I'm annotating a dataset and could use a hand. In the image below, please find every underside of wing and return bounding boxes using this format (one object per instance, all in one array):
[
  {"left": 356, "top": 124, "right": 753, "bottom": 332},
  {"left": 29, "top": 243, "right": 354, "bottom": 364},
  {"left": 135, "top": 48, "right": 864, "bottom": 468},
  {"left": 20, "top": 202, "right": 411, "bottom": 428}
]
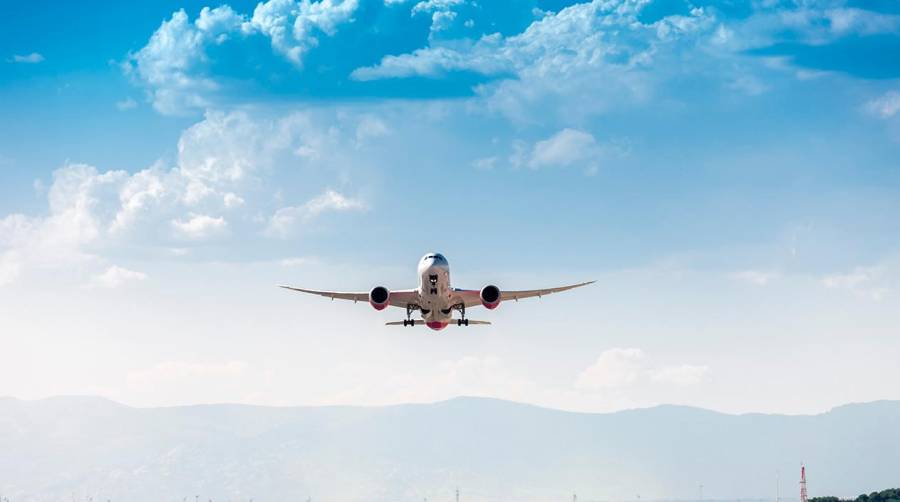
[
  {"left": 279, "top": 285, "right": 418, "bottom": 308},
  {"left": 455, "top": 280, "right": 595, "bottom": 308},
  {"left": 500, "top": 280, "right": 595, "bottom": 302}
]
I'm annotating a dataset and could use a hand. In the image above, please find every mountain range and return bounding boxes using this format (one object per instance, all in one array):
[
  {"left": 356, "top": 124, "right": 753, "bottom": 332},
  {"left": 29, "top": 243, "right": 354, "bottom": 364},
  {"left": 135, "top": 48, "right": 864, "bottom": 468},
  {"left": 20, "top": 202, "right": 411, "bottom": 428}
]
[{"left": 1, "top": 396, "right": 899, "bottom": 502}]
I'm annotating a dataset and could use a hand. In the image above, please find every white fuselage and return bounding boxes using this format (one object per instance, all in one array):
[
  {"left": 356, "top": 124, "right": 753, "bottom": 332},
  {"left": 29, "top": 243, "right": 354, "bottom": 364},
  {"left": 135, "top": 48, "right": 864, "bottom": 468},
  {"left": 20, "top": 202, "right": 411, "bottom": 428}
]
[{"left": 416, "top": 253, "right": 454, "bottom": 329}]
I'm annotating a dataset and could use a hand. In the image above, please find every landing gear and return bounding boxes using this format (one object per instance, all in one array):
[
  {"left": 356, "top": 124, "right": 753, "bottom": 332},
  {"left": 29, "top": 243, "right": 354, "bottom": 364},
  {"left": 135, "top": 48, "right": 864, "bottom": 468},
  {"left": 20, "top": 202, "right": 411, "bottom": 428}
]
[
  {"left": 453, "top": 303, "right": 468, "bottom": 326},
  {"left": 404, "top": 304, "right": 419, "bottom": 327}
]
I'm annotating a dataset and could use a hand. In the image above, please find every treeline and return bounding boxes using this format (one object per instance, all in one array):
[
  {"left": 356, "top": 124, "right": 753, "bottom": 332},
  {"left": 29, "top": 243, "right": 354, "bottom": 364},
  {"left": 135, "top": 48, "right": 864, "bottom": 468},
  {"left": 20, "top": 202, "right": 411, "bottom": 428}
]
[{"left": 811, "top": 489, "right": 900, "bottom": 502}]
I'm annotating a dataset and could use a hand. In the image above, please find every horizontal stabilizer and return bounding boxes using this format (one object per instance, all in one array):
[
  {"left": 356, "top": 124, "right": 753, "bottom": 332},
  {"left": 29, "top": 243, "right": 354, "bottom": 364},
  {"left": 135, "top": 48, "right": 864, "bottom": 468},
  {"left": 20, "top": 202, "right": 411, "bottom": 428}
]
[
  {"left": 386, "top": 320, "right": 424, "bottom": 326},
  {"left": 385, "top": 320, "right": 492, "bottom": 326}
]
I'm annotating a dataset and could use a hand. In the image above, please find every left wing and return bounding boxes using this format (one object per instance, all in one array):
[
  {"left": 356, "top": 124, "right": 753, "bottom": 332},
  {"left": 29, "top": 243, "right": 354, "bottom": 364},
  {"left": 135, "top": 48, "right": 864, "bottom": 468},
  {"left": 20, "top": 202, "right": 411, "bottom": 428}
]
[
  {"left": 454, "top": 280, "right": 595, "bottom": 308},
  {"left": 278, "top": 286, "right": 419, "bottom": 308}
]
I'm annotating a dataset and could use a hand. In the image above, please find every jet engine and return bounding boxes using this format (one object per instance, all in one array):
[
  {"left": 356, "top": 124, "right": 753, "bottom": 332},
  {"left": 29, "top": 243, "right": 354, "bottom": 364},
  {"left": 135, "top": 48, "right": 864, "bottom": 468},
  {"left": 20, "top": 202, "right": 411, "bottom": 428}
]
[
  {"left": 480, "top": 284, "right": 501, "bottom": 309},
  {"left": 369, "top": 286, "right": 390, "bottom": 310}
]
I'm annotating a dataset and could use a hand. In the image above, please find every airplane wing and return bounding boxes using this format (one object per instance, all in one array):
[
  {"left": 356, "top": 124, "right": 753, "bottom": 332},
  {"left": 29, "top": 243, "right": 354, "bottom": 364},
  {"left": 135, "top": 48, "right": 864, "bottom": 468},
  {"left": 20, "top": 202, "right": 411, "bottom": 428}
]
[
  {"left": 454, "top": 280, "right": 595, "bottom": 308},
  {"left": 278, "top": 286, "right": 419, "bottom": 308}
]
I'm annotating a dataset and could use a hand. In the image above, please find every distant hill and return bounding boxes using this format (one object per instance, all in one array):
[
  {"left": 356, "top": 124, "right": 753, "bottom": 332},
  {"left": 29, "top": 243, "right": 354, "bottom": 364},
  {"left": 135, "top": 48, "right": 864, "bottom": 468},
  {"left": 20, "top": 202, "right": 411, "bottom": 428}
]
[
  {"left": 1, "top": 396, "right": 899, "bottom": 502},
  {"left": 812, "top": 489, "right": 900, "bottom": 502}
]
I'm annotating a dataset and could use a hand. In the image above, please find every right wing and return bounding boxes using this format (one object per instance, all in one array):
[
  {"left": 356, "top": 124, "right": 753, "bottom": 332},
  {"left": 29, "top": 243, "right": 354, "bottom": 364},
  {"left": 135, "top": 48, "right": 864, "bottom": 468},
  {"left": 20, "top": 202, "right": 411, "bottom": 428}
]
[
  {"left": 499, "top": 281, "right": 595, "bottom": 301},
  {"left": 454, "top": 280, "right": 595, "bottom": 308},
  {"left": 278, "top": 286, "right": 419, "bottom": 308}
]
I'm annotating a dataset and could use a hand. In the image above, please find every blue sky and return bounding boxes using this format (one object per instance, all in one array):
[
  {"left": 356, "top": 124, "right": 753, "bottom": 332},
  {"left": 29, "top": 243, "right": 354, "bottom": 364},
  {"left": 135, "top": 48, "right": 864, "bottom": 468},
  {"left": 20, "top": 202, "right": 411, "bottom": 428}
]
[{"left": 1, "top": 0, "right": 899, "bottom": 413}]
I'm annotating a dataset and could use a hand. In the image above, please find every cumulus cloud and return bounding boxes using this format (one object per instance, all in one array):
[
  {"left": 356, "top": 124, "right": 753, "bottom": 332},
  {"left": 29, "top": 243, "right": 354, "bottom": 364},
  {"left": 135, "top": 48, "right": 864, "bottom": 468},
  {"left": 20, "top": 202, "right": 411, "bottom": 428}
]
[
  {"left": 507, "top": 128, "right": 618, "bottom": 174},
  {"left": 122, "top": 0, "right": 900, "bottom": 120},
  {"left": 9, "top": 52, "right": 44, "bottom": 63},
  {"left": 267, "top": 189, "right": 365, "bottom": 238},
  {"left": 171, "top": 213, "right": 229, "bottom": 239},
  {"left": 527, "top": 128, "right": 597, "bottom": 169},
  {"left": 127, "top": 1, "right": 359, "bottom": 114},
  {"left": 576, "top": 348, "right": 709, "bottom": 391},
  {"left": 576, "top": 348, "right": 645, "bottom": 391},
  {"left": 252, "top": 0, "right": 359, "bottom": 65},
  {"left": 90, "top": 265, "right": 148, "bottom": 288},
  {"left": 0, "top": 109, "right": 370, "bottom": 286},
  {"left": 352, "top": 1, "right": 716, "bottom": 120},
  {"left": 125, "top": 7, "right": 242, "bottom": 114},
  {"left": 866, "top": 91, "right": 900, "bottom": 119}
]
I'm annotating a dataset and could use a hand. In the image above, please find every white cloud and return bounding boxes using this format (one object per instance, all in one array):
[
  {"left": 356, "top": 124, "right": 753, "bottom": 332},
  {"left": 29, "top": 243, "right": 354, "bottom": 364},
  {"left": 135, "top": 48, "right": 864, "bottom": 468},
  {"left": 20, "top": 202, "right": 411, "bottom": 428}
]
[
  {"left": 115, "top": 97, "right": 138, "bottom": 111},
  {"left": 822, "top": 266, "right": 890, "bottom": 302},
  {"left": 471, "top": 156, "right": 498, "bottom": 170},
  {"left": 528, "top": 128, "right": 597, "bottom": 169},
  {"left": 351, "top": 1, "right": 716, "bottom": 121},
  {"left": 125, "top": 8, "right": 232, "bottom": 114},
  {"left": 128, "top": 1, "right": 359, "bottom": 114},
  {"left": 90, "top": 265, "right": 148, "bottom": 288},
  {"left": 575, "top": 348, "right": 645, "bottom": 390},
  {"left": 251, "top": 0, "right": 359, "bottom": 66},
  {"left": 223, "top": 192, "right": 245, "bottom": 208},
  {"left": 824, "top": 8, "right": 900, "bottom": 37},
  {"left": 411, "top": 0, "right": 463, "bottom": 16},
  {"left": 304, "top": 189, "right": 366, "bottom": 216},
  {"left": 171, "top": 213, "right": 228, "bottom": 239},
  {"left": 576, "top": 348, "right": 709, "bottom": 391},
  {"left": 355, "top": 115, "right": 391, "bottom": 143},
  {"left": 0, "top": 110, "right": 369, "bottom": 286},
  {"left": 865, "top": 91, "right": 900, "bottom": 119},
  {"left": 9, "top": 52, "right": 44, "bottom": 64},
  {"left": 352, "top": 43, "right": 509, "bottom": 81},
  {"left": 267, "top": 189, "right": 365, "bottom": 238}
]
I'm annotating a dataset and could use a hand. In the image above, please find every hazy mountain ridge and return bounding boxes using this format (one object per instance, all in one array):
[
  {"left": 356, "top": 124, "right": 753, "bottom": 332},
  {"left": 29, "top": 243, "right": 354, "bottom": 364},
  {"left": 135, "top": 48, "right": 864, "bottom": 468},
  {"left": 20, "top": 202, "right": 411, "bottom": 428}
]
[{"left": 1, "top": 397, "right": 898, "bottom": 502}]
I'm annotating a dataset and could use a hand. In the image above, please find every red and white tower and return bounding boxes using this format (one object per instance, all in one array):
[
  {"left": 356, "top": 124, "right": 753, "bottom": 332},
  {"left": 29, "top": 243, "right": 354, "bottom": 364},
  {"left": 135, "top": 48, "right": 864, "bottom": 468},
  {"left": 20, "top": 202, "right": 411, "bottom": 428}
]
[{"left": 800, "top": 464, "right": 808, "bottom": 502}]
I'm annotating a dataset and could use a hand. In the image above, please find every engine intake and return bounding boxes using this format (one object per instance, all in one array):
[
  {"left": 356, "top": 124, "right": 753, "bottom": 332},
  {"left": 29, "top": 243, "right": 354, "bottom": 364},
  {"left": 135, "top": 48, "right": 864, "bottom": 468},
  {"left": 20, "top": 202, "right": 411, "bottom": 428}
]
[
  {"left": 369, "top": 286, "right": 390, "bottom": 310},
  {"left": 480, "top": 284, "right": 501, "bottom": 310}
]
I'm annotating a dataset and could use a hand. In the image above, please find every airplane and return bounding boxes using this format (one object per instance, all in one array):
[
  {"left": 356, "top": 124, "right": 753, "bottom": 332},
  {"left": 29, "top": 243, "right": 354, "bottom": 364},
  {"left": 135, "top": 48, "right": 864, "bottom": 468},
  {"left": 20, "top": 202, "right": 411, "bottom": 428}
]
[{"left": 279, "top": 252, "right": 594, "bottom": 331}]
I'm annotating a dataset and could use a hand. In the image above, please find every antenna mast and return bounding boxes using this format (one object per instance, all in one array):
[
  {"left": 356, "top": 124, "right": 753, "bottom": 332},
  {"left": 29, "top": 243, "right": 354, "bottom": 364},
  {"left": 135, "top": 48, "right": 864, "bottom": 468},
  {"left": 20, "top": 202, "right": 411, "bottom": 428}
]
[{"left": 800, "top": 464, "right": 808, "bottom": 502}]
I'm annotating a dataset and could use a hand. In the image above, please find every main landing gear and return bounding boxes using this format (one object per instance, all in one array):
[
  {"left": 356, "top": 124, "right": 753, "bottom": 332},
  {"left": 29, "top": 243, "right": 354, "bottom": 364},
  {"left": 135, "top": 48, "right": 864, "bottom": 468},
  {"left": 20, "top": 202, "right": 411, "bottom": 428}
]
[
  {"left": 453, "top": 303, "right": 469, "bottom": 326},
  {"left": 403, "top": 304, "right": 420, "bottom": 327}
]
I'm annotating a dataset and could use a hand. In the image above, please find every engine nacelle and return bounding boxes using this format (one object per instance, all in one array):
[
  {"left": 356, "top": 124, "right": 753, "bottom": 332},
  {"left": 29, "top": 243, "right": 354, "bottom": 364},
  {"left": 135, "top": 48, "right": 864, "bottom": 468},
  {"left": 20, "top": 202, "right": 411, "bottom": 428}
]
[
  {"left": 369, "top": 286, "right": 390, "bottom": 311},
  {"left": 480, "top": 284, "right": 501, "bottom": 310}
]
